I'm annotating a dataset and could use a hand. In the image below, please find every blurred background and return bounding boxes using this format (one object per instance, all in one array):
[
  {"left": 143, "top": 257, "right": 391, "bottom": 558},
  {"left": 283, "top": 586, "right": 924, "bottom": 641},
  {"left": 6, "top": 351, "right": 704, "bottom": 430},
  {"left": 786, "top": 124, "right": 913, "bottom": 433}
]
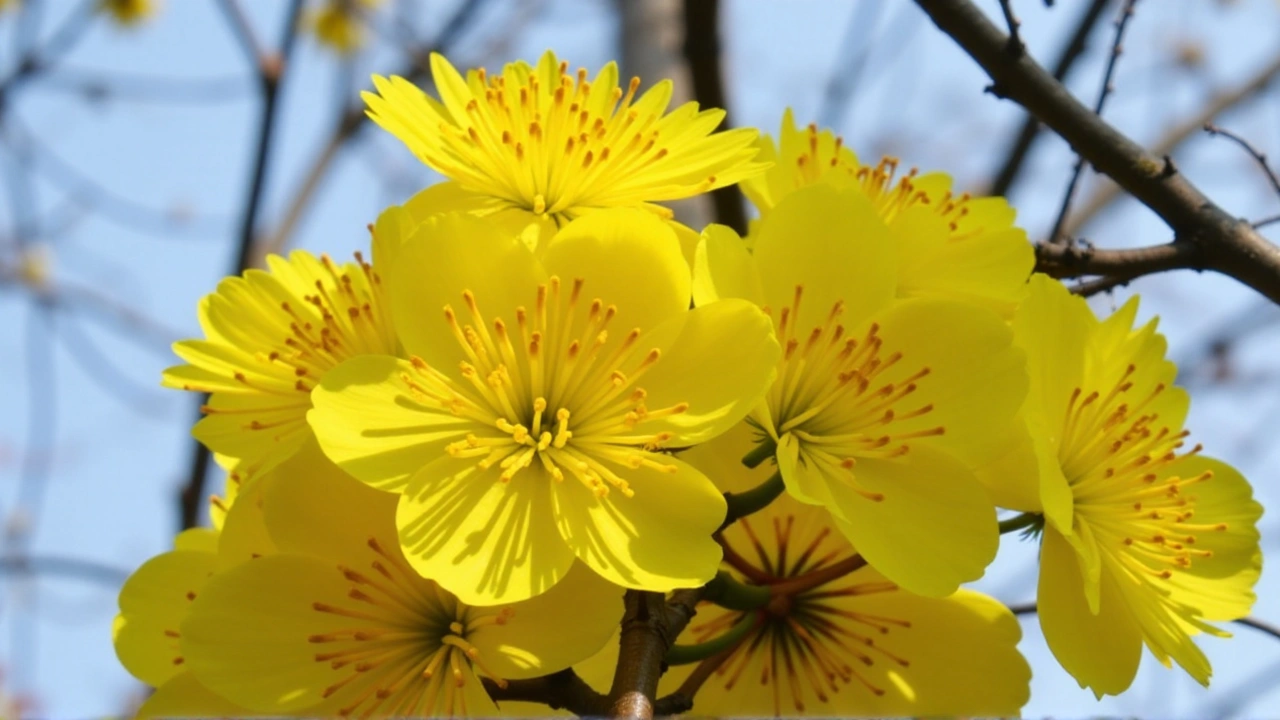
[{"left": 0, "top": 0, "right": 1278, "bottom": 716}]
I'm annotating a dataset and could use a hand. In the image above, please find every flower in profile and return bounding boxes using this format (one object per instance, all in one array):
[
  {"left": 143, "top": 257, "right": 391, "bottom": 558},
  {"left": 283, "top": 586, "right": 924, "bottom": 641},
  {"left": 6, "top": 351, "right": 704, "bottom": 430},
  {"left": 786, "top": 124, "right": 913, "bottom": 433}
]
[
  {"left": 98, "top": 0, "right": 158, "bottom": 25},
  {"left": 308, "top": 208, "right": 779, "bottom": 603},
  {"left": 180, "top": 450, "right": 623, "bottom": 717},
  {"left": 163, "top": 224, "right": 399, "bottom": 484},
  {"left": 363, "top": 50, "right": 765, "bottom": 244},
  {"left": 738, "top": 109, "right": 1032, "bottom": 317},
  {"left": 1004, "top": 274, "right": 1262, "bottom": 696},
  {"left": 694, "top": 183, "right": 1030, "bottom": 597},
  {"left": 308, "top": 0, "right": 382, "bottom": 54}
]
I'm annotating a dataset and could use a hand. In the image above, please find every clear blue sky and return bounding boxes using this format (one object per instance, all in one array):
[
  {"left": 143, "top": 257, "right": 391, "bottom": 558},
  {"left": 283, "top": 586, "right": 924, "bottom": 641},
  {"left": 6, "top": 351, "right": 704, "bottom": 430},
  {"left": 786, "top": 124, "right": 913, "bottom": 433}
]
[{"left": 0, "top": 0, "right": 1278, "bottom": 716}]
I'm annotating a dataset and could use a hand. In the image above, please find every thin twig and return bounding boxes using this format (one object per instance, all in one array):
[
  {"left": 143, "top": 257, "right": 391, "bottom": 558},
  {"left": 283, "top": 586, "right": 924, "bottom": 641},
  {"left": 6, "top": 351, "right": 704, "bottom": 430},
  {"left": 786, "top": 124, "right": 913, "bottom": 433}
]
[
  {"left": 1010, "top": 603, "right": 1280, "bottom": 645},
  {"left": 178, "top": 0, "right": 307, "bottom": 532},
  {"left": 998, "top": 0, "right": 1024, "bottom": 56},
  {"left": 915, "top": 0, "right": 1280, "bottom": 303},
  {"left": 0, "top": 554, "right": 131, "bottom": 587},
  {"left": 215, "top": 0, "right": 268, "bottom": 67},
  {"left": 1204, "top": 123, "right": 1280, "bottom": 199},
  {"left": 1063, "top": 49, "right": 1280, "bottom": 240},
  {"left": 988, "top": 0, "right": 1112, "bottom": 196},
  {"left": 1047, "top": 0, "right": 1139, "bottom": 245}
]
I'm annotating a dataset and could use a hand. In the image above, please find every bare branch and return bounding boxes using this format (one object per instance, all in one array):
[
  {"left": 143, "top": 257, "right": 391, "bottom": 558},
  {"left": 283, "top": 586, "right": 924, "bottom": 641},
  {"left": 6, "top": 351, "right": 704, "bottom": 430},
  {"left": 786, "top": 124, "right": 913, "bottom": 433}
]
[
  {"left": 997, "top": 0, "right": 1025, "bottom": 56},
  {"left": 1204, "top": 123, "right": 1280, "bottom": 200},
  {"left": 0, "top": 554, "right": 130, "bottom": 587},
  {"left": 915, "top": 0, "right": 1280, "bottom": 303},
  {"left": 1047, "top": 0, "right": 1138, "bottom": 245},
  {"left": 988, "top": 0, "right": 1113, "bottom": 196}
]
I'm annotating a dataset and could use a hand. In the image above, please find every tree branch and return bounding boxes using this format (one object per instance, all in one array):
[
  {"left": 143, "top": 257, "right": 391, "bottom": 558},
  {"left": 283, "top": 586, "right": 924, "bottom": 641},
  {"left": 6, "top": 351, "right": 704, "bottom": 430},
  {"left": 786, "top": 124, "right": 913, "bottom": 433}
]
[
  {"left": 988, "top": 0, "right": 1113, "bottom": 196},
  {"left": 178, "top": 0, "right": 306, "bottom": 531},
  {"left": 680, "top": 0, "right": 747, "bottom": 236},
  {"left": 915, "top": 0, "right": 1280, "bottom": 303}
]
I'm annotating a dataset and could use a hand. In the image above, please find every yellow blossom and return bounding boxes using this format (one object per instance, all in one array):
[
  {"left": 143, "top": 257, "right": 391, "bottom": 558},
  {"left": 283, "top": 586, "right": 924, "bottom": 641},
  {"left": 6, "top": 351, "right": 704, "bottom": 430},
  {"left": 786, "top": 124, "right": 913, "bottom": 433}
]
[
  {"left": 98, "top": 0, "right": 158, "bottom": 25},
  {"left": 180, "top": 450, "right": 623, "bottom": 717},
  {"left": 739, "top": 109, "right": 1032, "bottom": 317},
  {"left": 307, "top": 208, "right": 780, "bottom": 604},
  {"left": 694, "top": 183, "right": 1031, "bottom": 597},
  {"left": 308, "top": 0, "right": 382, "bottom": 54},
  {"left": 363, "top": 50, "right": 765, "bottom": 247},
  {"left": 162, "top": 239, "right": 399, "bottom": 486},
  {"left": 1003, "top": 275, "right": 1263, "bottom": 696}
]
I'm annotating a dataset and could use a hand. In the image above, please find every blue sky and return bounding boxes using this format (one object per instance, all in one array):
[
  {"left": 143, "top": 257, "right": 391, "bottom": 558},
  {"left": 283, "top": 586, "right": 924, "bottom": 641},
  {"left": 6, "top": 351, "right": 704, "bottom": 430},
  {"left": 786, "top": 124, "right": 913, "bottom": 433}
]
[{"left": 1, "top": 0, "right": 1279, "bottom": 716}]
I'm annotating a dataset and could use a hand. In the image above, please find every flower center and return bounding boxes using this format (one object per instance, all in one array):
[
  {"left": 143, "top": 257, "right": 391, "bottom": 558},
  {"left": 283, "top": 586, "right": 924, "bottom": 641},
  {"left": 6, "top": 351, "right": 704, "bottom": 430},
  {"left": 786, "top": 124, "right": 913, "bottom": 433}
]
[
  {"left": 706, "top": 514, "right": 910, "bottom": 713},
  {"left": 434, "top": 62, "right": 705, "bottom": 220},
  {"left": 765, "top": 285, "right": 944, "bottom": 501},
  {"left": 307, "top": 537, "right": 512, "bottom": 717},
  {"left": 399, "top": 276, "right": 687, "bottom": 498},
  {"left": 1059, "top": 364, "right": 1225, "bottom": 579}
]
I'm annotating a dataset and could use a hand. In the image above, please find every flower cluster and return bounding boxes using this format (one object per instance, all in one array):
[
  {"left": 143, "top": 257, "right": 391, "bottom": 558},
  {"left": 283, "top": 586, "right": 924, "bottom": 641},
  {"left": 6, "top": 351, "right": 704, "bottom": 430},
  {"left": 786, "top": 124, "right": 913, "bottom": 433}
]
[{"left": 116, "top": 50, "right": 1263, "bottom": 717}]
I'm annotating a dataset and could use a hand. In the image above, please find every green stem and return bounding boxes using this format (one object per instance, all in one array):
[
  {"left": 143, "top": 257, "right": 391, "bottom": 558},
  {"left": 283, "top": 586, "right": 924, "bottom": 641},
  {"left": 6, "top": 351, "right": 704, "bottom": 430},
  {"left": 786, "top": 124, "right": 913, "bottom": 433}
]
[
  {"left": 702, "top": 570, "right": 773, "bottom": 611},
  {"left": 666, "top": 612, "right": 759, "bottom": 666},
  {"left": 999, "top": 512, "right": 1040, "bottom": 534},
  {"left": 740, "top": 437, "right": 777, "bottom": 469},
  {"left": 721, "top": 471, "right": 785, "bottom": 528}
]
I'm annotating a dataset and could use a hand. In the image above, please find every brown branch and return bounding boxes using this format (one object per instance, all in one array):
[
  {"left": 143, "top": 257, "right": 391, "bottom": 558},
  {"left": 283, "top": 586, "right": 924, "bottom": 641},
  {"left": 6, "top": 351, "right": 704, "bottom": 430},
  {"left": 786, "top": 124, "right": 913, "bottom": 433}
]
[
  {"left": 178, "top": 0, "right": 307, "bottom": 531},
  {"left": 483, "top": 670, "right": 607, "bottom": 715},
  {"left": 680, "top": 0, "right": 747, "bottom": 236},
  {"left": 1046, "top": 0, "right": 1138, "bottom": 245},
  {"left": 1062, "top": 50, "right": 1280, "bottom": 240},
  {"left": 1204, "top": 123, "right": 1280, "bottom": 200},
  {"left": 915, "top": 0, "right": 1280, "bottom": 303},
  {"left": 988, "top": 0, "right": 1113, "bottom": 196}
]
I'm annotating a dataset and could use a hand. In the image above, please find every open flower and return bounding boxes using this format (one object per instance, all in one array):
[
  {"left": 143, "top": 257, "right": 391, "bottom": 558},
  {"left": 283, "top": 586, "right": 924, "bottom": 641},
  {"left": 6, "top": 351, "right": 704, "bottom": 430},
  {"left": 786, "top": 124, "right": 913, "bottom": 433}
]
[
  {"left": 737, "top": 109, "right": 1031, "bottom": 317},
  {"left": 163, "top": 224, "right": 399, "bottom": 484},
  {"left": 363, "top": 51, "right": 764, "bottom": 244},
  {"left": 308, "top": 0, "right": 381, "bottom": 54},
  {"left": 308, "top": 208, "right": 779, "bottom": 604},
  {"left": 1005, "top": 274, "right": 1263, "bottom": 696},
  {"left": 180, "top": 450, "right": 622, "bottom": 717},
  {"left": 694, "top": 184, "right": 1030, "bottom": 597}
]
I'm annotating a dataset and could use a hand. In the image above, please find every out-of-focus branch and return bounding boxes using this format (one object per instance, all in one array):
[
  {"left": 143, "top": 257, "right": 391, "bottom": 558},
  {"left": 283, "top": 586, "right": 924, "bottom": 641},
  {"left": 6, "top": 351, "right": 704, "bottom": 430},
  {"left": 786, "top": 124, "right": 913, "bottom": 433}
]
[
  {"left": 256, "top": 0, "right": 492, "bottom": 262},
  {"left": 915, "top": 0, "right": 1280, "bottom": 303},
  {"left": 1061, "top": 50, "right": 1280, "bottom": 239},
  {"left": 0, "top": 555, "right": 130, "bottom": 587},
  {"left": 988, "top": 0, "right": 1113, "bottom": 196},
  {"left": 680, "top": 0, "right": 747, "bottom": 236},
  {"left": 1009, "top": 602, "right": 1280, "bottom": 645},
  {"left": 179, "top": 0, "right": 307, "bottom": 532},
  {"left": 1204, "top": 123, "right": 1280, "bottom": 200}
]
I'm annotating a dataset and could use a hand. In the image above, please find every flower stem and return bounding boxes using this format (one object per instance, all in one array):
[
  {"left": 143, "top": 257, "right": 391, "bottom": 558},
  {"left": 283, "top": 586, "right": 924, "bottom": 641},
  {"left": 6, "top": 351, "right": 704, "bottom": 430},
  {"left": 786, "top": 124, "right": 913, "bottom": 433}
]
[
  {"left": 721, "top": 471, "right": 785, "bottom": 528},
  {"left": 740, "top": 437, "right": 777, "bottom": 469},
  {"left": 999, "top": 512, "right": 1041, "bottom": 534},
  {"left": 702, "top": 570, "right": 773, "bottom": 611},
  {"left": 666, "top": 612, "right": 759, "bottom": 666}
]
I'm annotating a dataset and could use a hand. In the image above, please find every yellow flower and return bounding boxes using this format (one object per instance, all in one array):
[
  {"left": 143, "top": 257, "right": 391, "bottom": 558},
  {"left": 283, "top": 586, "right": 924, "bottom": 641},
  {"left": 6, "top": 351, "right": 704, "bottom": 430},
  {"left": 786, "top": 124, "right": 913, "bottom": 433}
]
[
  {"left": 308, "top": 0, "right": 382, "bottom": 54},
  {"left": 739, "top": 109, "right": 1032, "bottom": 317},
  {"left": 98, "top": 0, "right": 158, "bottom": 25},
  {"left": 113, "top": 459, "right": 277, "bottom": 718},
  {"left": 363, "top": 51, "right": 764, "bottom": 242},
  {"left": 1006, "top": 274, "right": 1263, "bottom": 696},
  {"left": 694, "top": 184, "right": 1030, "bottom": 597},
  {"left": 308, "top": 208, "right": 780, "bottom": 603},
  {"left": 180, "top": 450, "right": 623, "bottom": 717},
  {"left": 577, "top": 424, "right": 1031, "bottom": 716},
  {"left": 163, "top": 240, "right": 398, "bottom": 484}
]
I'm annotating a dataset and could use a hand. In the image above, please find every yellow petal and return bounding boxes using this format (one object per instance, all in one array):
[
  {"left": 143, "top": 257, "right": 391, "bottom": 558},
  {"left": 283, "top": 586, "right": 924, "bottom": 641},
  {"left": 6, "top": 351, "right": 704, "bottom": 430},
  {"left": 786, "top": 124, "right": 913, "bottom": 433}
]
[
  {"left": 632, "top": 299, "right": 779, "bottom": 446},
  {"left": 173, "top": 527, "right": 218, "bottom": 554},
  {"left": 136, "top": 671, "right": 252, "bottom": 719},
  {"left": 402, "top": 181, "right": 557, "bottom": 254},
  {"left": 115, "top": 550, "right": 216, "bottom": 687},
  {"left": 215, "top": 466, "right": 276, "bottom": 572},
  {"left": 1038, "top": 525, "right": 1142, "bottom": 697},
  {"left": 385, "top": 211, "right": 546, "bottom": 367},
  {"left": 469, "top": 561, "right": 623, "bottom": 679},
  {"left": 309, "top": 355, "right": 473, "bottom": 491},
  {"left": 827, "top": 446, "right": 997, "bottom": 597},
  {"left": 552, "top": 455, "right": 725, "bottom": 592},
  {"left": 679, "top": 420, "right": 776, "bottom": 495},
  {"left": 692, "top": 224, "right": 762, "bottom": 307},
  {"left": 752, "top": 184, "right": 897, "bottom": 331},
  {"left": 540, "top": 208, "right": 690, "bottom": 334},
  {"left": 397, "top": 457, "right": 574, "bottom": 605}
]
